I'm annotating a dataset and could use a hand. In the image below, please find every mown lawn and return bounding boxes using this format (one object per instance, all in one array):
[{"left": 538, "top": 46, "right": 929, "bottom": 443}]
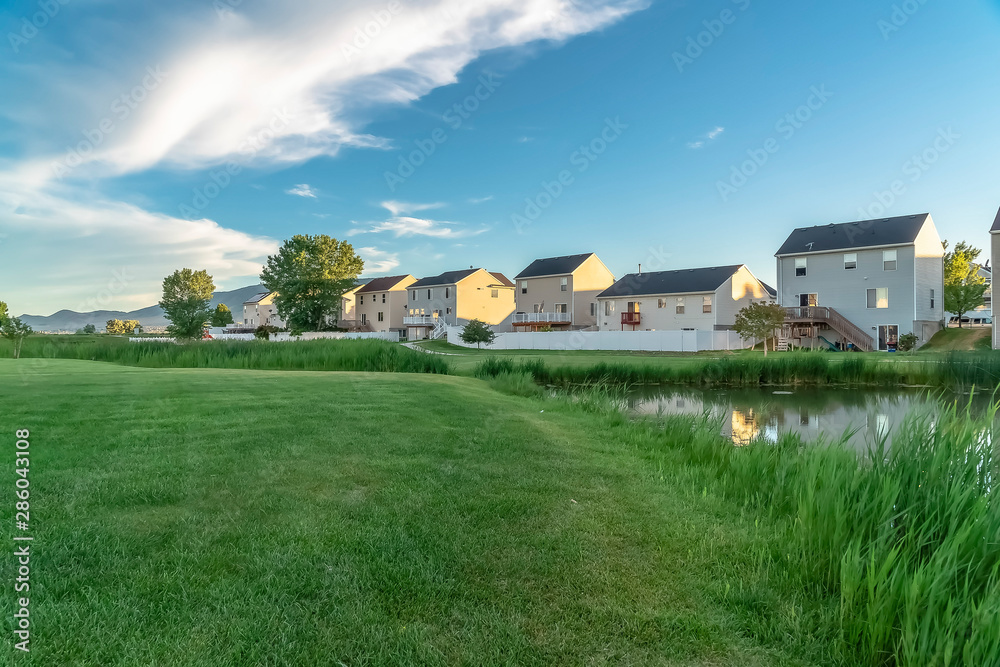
[{"left": 0, "top": 359, "right": 821, "bottom": 666}]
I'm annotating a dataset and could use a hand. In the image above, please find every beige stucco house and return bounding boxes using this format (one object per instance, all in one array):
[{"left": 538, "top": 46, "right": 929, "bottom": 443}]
[
  {"left": 353, "top": 275, "right": 416, "bottom": 334},
  {"left": 405, "top": 268, "right": 515, "bottom": 339},
  {"left": 242, "top": 292, "right": 285, "bottom": 328},
  {"left": 596, "top": 265, "right": 770, "bottom": 331},
  {"left": 513, "top": 253, "right": 615, "bottom": 330}
]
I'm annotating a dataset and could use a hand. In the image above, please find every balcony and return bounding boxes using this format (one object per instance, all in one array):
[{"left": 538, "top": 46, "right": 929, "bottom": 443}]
[
  {"left": 512, "top": 312, "right": 572, "bottom": 325},
  {"left": 403, "top": 316, "right": 438, "bottom": 326},
  {"left": 621, "top": 312, "right": 641, "bottom": 327}
]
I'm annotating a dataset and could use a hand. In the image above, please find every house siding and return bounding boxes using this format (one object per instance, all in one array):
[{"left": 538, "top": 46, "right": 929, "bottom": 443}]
[
  {"left": 993, "top": 232, "right": 1000, "bottom": 349},
  {"left": 715, "top": 266, "right": 770, "bottom": 326},
  {"left": 514, "top": 254, "right": 614, "bottom": 327},
  {"left": 408, "top": 269, "right": 514, "bottom": 329},
  {"left": 356, "top": 276, "right": 416, "bottom": 333}
]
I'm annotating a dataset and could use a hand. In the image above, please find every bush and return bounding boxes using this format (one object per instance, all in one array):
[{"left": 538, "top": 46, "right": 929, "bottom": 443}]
[{"left": 897, "top": 332, "right": 918, "bottom": 352}]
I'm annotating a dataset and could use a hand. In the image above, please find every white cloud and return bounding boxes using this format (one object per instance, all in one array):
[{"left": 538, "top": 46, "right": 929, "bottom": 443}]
[
  {"left": 350, "top": 215, "right": 488, "bottom": 239},
  {"left": 380, "top": 200, "right": 445, "bottom": 216},
  {"left": 30, "top": 0, "right": 648, "bottom": 179},
  {"left": 0, "top": 176, "right": 276, "bottom": 315},
  {"left": 357, "top": 246, "right": 400, "bottom": 273},
  {"left": 467, "top": 195, "right": 494, "bottom": 204},
  {"left": 286, "top": 183, "right": 318, "bottom": 198},
  {"left": 687, "top": 126, "right": 725, "bottom": 149}
]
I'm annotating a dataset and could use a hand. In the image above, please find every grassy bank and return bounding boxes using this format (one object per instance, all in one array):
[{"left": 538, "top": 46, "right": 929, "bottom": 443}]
[
  {"left": 2, "top": 359, "right": 819, "bottom": 665},
  {"left": 1, "top": 335, "right": 449, "bottom": 374}
]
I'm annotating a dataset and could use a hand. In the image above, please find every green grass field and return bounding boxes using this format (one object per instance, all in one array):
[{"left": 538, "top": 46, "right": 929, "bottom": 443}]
[
  {"left": 918, "top": 325, "right": 992, "bottom": 352},
  {"left": 0, "top": 359, "right": 821, "bottom": 666}
]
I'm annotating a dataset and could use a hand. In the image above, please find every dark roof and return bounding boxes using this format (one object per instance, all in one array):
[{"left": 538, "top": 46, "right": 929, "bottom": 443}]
[
  {"left": 597, "top": 265, "right": 744, "bottom": 298},
  {"left": 775, "top": 214, "right": 930, "bottom": 256},
  {"left": 410, "top": 269, "right": 480, "bottom": 288},
  {"left": 243, "top": 292, "right": 271, "bottom": 305},
  {"left": 514, "top": 253, "right": 594, "bottom": 279},
  {"left": 991, "top": 207, "right": 1000, "bottom": 233},
  {"left": 760, "top": 281, "right": 777, "bottom": 298},
  {"left": 489, "top": 272, "right": 515, "bottom": 287},
  {"left": 356, "top": 275, "right": 412, "bottom": 294}
]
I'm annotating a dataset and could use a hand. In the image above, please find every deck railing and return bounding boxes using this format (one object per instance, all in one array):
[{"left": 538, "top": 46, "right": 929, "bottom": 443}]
[
  {"left": 512, "top": 312, "right": 572, "bottom": 324},
  {"left": 783, "top": 306, "right": 874, "bottom": 351}
]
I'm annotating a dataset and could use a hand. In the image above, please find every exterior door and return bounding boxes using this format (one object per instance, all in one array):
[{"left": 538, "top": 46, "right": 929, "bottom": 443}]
[
  {"left": 877, "top": 325, "right": 898, "bottom": 351},
  {"left": 798, "top": 293, "right": 818, "bottom": 307}
]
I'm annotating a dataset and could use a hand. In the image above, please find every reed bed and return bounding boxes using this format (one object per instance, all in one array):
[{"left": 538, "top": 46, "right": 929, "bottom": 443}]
[{"left": 9, "top": 337, "right": 450, "bottom": 374}]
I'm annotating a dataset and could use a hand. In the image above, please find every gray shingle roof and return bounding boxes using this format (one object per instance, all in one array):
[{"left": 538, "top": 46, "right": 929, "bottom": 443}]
[
  {"left": 775, "top": 214, "right": 930, "bottom": 256},
  {"left": 597, "top": 265, "right": 744, "bottom": 298},
  {"left": 356, "top": 275, "right": 412, "bottom": 294},
  {"left": 991, "top": 207, "right": 1000, "bottom": 233},
  {"left": 410, "top": 269, "right": 480, "bottom": 288},
  {"left": 242, "top": 292, "right": 272, "bottom": 305},
  {"left": 514, "top": 253, "right": 594, "bottom": 279}
]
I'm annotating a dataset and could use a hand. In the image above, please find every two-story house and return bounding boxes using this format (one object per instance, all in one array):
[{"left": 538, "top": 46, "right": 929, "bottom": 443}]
[
  {"left": 513, "top": 253, "right": 615, "bottom": 330},
  {"left": 991, "top": 207, "right": 1000, "bottom": 349},
  {"left": 595, "top": 265, "right": 770, "bottom": 331},
  {"left": 775, "top": 213, "right": 944, "bottom": 351},
  {"left": 242, "top": 292, "right": 285, "bottom": 328},
  {"left": 353, "top": 275, "right": 417, "bottom": 335},
  {"left": 404, "top": 268, "right": 515, "bottom": 340}
]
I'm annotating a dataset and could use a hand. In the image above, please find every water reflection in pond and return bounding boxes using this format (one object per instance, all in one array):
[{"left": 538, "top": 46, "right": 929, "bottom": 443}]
[{"left": 627, "top": 387, "right": 991, "bottom": 448}]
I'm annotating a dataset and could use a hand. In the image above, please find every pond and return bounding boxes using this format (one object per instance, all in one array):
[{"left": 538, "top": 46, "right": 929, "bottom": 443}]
[{"left": 627, "top": 386, "right": 993, "bottom": 448}]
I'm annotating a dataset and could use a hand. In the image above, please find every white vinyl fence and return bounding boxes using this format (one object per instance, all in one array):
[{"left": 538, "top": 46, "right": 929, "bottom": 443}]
[
  {"left": 270, "top": 331, "right": 400, "bottom": 343},
  {"left": 447, "top": 327, "right": 752, "bottom": 352}
]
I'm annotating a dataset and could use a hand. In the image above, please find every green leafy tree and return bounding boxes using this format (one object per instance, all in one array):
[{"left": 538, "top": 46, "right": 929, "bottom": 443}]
[
  {"left": 260, "top": 235, "right": 364, "bottom": 334},
  {"left": 942, "top": 240, "right": 988, "bottom": 328},
  {"left": 210, "top": 303, "right": 234, "bottom": 327},
  {"left": 733, "top": 301, "right": 787, "bottom": 356},
  {"left": 159, "top": 269, "right": 216, "bottom": 341},
  {"left": 459, "top": 319, "right": 497, "bottom": 349},
  {"left": 897, "top": 332, "right": 918, "bottom": 352},
  {"left": 83, "top": 323, "right": 97, "bottom": 334},
  {"left": 0, "top": 303, "right": 32, "bottom": 359}
]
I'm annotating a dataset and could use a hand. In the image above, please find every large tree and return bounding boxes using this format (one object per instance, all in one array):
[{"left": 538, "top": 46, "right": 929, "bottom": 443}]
[
  {"left": 733, "top": 301, "right": 787, "bottom": 356},
  {"left": 210, "top": 303, "right": 234, "bottom": 327},
  {"left": 0, "top": 302, "right": 32, "bottom": 359},
  {"left": 159, "top": 269, "right": 216, "bottom": 340},
  {"left": 260, "top": 235, "right": 364, "bottom": 334},
  {"left": 942, "top": 240, "right": 988, "bottom": 328}
]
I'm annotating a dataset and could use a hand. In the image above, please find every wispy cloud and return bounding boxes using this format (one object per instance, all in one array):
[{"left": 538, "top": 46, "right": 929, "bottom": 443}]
[
  {"left": 381, "top": 200, "right": 445, "bottom": 216},
  {"left": 517, "top": 136, "right": 534, "bottom": 143},
  {"left": 350, "top": 215, "right": 488, "bottom": 239},
  {"left": 286, "top": 184, "right": 318, "bottom": 198},
  {"left": 687, "top": 126, "right": 725, "bottom": 149},
  {"left": 357, "top": 246, "right": 400, "bottom": 273},
  {"left": 467, "top": 195, "right": 494, "bottom": 204}
]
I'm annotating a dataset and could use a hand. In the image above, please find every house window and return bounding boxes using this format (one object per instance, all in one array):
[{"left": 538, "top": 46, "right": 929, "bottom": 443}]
[
  {"left": 676, "top": 297, "right": 685, "bottom": 315},
  {"left": 795, "top": 257, "right": 807, "bottom": 277},
  {"left": 445, "top": 287, "right": 450, "bottom": 299},
  {"left": 560, "top": 277, "right": 568, "bottom": 292},
  {"left": 798, "top": 293, "right": 818, "bottom": 307},
  {"left": 627, "top": 301, "right": 640, "bottom": 313},
  {"left": 658, "top": 298, "right": 667, "bottom": 308},
  {"left": 883, "top": 250, "right": 897, "bottom": 271},
  {"left": 491, "top": 289, "right": 498, "bottom": 298},
  {"left": 411, "top": 290, "right": 417, "bottom": 300},
  {"left": 446, "top": 307, "right": 452, "bottom": 315},
  {"left": 867, "top": 287, "right": 888, "bottom": 309},
  {"left": 703, "top": 296, "right": 712, "bottom": 313},
  {"left": 555, "top": 303, "right": 568, "bottom": 313},
  {"left": 427, "top": 289, "right": 431, "bottom": 299},
  {"left": 361, "top": 313, "right": 367, "bottom": 324},
  {"left": 604, "top": 301, "right": 612, "bottom": 316},
  {"left": 533, "top": 303, "right": 542, "bottom": 313},
  {"left": 590, "top": 302, "right": 597, "bottom": 317},
  {"left": 520, "top": 281, "right": 527, "bottom": 294},
  {"left": 377, "top": 312, "right": 384, "bottom": 322},
  {"left": 382, "top": 293, "right": 386, "bottom": 303},
  {"left": 844, "top": 253, "right": 857, "bottom": 270},
  {"left": 930, "top": 289, "right": 935, "bottom": 309}
]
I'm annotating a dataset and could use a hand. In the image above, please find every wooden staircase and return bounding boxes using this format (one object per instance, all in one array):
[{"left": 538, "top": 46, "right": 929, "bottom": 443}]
[{"left": 782, "top": 306, "right": 874, "bottom": 352}]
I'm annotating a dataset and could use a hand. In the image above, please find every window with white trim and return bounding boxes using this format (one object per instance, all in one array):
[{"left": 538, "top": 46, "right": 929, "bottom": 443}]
[
  {"left": 555, "top": 303, "right": 567, "bottom": 313},
  {"left": 883, "top": 250, "right": 897, "bottom": 271},
  {"left": 676, "top": 297, "right": 685, "bottom": 315},
  {"left": 844, "top": 253, "right": 857, "bottom": 270},
  {"left": 795, "top": 257, "right": 807, "bottom": 277},
  {"left": 560, "top": 277, "right": 568, "bottom": 292},
  {"left": 866, "top": 287, "right": 888, "bottom": 309}
]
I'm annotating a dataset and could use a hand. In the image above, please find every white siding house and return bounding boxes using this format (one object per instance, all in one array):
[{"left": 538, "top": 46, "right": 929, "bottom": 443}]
[
  {"left": 991, "top": 207, "right": 1000, "bottom": 349},
  {"left": 595, "top": 265, "right": 770, "bottom": 331},
  {"left": 775, "top": 213, "right": 944, "bottom": 351}
]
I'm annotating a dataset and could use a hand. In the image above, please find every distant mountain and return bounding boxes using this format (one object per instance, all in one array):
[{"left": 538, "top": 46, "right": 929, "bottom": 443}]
[{"left": 19, "top": 284, "right": 268, "bottom": 332}]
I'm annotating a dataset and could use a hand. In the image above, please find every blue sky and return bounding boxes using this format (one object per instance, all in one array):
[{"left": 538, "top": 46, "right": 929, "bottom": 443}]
[{"left": 2, "top": 0, "right": 999, "bottom": 315}]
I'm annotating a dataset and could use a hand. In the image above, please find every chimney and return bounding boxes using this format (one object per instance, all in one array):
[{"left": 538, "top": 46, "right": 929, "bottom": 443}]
[{"left": 638, "top": 264, "right": 642, "bottom": 276}]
